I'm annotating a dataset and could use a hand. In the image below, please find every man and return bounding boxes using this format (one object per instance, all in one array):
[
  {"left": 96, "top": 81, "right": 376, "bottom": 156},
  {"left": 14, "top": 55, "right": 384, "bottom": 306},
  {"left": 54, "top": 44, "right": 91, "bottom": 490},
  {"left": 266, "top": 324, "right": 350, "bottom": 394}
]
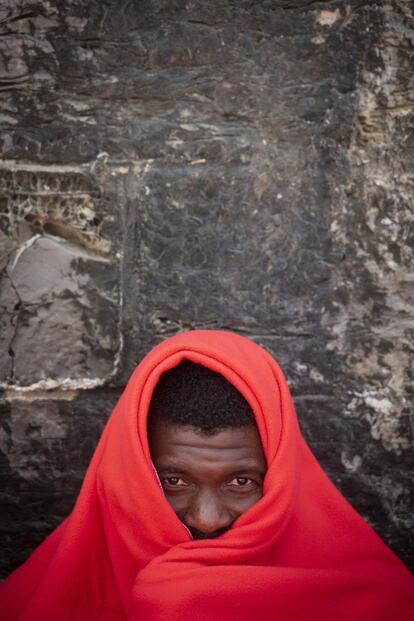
[
  {"left": 1, "top": 330, "right": 413, "bottom": 620},
  {"left": 147, "top": 360, "right": 267, "bottom": 541}
]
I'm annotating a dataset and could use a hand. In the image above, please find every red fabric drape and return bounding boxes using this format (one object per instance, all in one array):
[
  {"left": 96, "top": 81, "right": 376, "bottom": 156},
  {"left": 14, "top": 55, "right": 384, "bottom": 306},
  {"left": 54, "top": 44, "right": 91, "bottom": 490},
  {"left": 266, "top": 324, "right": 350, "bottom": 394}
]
[{"left": 1, "top": 330, "right": 413, "bottom": 620}]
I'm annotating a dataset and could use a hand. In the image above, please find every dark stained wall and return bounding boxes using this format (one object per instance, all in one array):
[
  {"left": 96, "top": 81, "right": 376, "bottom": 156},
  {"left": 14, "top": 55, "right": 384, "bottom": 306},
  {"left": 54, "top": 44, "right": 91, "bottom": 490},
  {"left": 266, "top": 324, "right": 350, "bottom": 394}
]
[{"left": 0, "top": 0, "right": 413, "bottom": 577}]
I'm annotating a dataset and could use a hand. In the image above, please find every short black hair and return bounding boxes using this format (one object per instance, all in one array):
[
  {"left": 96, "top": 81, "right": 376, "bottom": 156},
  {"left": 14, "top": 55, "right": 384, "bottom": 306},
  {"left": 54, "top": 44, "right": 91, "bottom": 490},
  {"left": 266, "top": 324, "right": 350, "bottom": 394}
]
[{"left": 148, "top": 359, "right": 255, "bottom": 435}]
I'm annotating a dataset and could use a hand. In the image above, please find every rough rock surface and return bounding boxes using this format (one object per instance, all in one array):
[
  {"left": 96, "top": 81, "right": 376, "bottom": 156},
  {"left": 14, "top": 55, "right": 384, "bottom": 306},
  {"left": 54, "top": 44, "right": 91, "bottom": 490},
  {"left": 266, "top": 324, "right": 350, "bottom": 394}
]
[{"left": 0, "top": 0, "right": 413, "bottom": 577}]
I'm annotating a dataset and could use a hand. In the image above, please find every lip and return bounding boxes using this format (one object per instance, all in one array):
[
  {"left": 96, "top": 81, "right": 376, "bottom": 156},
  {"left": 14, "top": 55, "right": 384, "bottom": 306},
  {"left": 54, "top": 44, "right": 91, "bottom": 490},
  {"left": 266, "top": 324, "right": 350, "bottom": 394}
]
[{"left": 187, "top": 525, "right": 231, "bottom": 540}]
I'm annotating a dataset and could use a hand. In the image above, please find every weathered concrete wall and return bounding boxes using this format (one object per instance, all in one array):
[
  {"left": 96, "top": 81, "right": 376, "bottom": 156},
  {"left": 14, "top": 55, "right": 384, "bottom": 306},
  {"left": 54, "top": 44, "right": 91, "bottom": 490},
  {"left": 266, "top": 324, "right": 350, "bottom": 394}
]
[{"left": 0, "top": 0, "right": 413, "bottom": 576}]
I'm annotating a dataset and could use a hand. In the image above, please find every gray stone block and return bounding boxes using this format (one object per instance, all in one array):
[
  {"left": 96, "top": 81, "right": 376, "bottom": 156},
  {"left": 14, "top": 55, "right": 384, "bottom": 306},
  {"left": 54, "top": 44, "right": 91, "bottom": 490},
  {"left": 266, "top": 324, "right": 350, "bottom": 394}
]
[{"left": 0, "top": 0, "right": 413, "bottom": 576}]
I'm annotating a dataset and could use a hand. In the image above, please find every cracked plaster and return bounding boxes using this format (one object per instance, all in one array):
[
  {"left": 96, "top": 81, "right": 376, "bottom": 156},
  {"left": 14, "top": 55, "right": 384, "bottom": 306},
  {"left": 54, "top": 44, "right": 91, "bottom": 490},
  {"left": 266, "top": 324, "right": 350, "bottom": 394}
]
[{"left": 0, "top": 0, "right": 413, "bottom": 576}]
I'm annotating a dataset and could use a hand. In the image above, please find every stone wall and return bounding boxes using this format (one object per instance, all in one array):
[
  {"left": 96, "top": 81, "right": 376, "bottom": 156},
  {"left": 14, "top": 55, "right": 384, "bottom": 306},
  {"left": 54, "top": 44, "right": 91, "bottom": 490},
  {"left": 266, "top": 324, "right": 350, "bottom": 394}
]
[{"left": 0, "top": 0, "right": 413, "bottom": 577}]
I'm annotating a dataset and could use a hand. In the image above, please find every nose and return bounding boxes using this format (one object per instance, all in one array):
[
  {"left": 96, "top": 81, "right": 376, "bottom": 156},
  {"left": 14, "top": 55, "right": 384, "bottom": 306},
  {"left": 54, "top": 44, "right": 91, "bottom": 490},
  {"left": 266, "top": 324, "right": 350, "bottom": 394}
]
[{"left": 184, "top": 488, "right": 233, "bottom": 535}]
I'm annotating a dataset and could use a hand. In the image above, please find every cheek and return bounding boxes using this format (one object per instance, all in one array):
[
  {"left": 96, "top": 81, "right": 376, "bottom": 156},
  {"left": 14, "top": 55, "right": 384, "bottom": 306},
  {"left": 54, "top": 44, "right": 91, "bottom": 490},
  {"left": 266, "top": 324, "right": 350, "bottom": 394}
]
[
  {"left": 225, "top": 489, "right": 264, "bottom": 514},
  {"left": 163, "top": 492, "right": 191, "bottom": 516}
]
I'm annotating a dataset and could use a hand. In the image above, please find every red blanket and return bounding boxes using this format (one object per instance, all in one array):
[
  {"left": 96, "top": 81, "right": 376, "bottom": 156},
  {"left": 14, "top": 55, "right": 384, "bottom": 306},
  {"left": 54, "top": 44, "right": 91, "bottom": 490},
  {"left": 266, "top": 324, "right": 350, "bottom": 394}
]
[{"left": 2, "top": 330, "right": 413, "bottom": 620}]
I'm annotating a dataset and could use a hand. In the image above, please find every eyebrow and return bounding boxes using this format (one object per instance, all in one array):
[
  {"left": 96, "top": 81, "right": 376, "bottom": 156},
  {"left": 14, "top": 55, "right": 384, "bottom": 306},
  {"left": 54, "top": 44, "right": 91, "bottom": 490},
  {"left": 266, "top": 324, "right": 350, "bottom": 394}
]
[
  {"left": 156, "top": 467, "right": 189, "bottom": 475},
  {"left": 155, "top": 465, "right": 266, "bottom": 477}
]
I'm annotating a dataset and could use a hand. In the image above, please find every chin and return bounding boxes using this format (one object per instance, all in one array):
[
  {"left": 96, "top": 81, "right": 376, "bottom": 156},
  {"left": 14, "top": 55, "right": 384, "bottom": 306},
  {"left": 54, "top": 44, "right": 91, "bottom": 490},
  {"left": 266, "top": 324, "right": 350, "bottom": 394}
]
[{"left": 188, "top": 526, "right": 231, "bottom": 540}]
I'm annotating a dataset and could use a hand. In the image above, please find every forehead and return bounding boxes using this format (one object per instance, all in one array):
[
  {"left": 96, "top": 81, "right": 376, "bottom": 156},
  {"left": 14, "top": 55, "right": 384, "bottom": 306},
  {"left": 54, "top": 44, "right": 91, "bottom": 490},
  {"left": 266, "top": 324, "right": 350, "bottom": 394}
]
[{"left": 149, "top": 421, "right": 266, "bottom": 471}]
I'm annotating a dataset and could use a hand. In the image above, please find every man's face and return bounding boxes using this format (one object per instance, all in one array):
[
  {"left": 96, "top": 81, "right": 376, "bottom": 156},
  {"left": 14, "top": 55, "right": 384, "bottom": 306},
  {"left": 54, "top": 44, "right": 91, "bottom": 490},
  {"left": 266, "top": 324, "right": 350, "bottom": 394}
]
[{"left": 148, "top": 420, "right": 267, "bottom": 540}]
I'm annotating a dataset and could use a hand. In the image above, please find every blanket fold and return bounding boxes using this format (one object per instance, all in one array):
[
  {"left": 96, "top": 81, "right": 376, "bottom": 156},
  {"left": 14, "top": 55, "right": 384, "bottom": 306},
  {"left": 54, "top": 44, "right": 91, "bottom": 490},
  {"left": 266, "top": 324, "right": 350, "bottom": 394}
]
[{"left": 1, "top": 330, "right": 413, "bottom": 620}]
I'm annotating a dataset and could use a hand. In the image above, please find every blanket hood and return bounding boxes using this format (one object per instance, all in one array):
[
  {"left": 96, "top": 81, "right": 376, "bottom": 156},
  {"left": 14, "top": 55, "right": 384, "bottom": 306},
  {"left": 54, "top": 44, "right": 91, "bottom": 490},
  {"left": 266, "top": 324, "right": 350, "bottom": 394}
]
[{"left": 2, "top": 330, "right": 413, "bottom": 621}]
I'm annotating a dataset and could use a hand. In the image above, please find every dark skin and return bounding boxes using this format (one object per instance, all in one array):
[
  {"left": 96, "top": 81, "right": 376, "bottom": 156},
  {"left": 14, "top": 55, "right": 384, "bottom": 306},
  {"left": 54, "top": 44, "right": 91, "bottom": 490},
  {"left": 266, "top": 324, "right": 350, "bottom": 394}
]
[{"left": 148, "top": 420, "right": 267, "bottom": 540}]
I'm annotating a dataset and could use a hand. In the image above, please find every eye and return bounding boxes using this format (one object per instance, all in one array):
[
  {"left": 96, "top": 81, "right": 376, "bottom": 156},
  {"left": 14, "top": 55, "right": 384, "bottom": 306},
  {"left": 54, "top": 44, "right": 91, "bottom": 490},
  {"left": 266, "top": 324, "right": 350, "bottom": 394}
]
[
  {"left": 162, "top": 476, "right": 188, "bottom": 488},
  {"left": 229, "top": 477, "right": 254, "bottom": 487}
]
